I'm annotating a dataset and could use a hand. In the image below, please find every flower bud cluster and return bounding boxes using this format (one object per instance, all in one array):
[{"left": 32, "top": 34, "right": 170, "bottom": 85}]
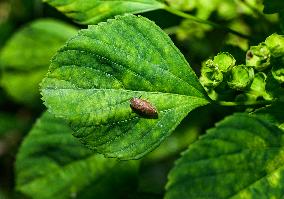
[{"left": 200, "top": 33, "right": 284, "bottom": 102}]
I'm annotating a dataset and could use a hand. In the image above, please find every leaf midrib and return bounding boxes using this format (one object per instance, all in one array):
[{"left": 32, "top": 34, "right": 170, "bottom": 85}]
[
  {"left": 43, "top": 86, "right": 208, "bottom": 100},
  {"left": 43, "top": 87, "right": 205, "bottom": 125},
  {"left": 73, "top": 104, "right": 193, "bottom": 153}
]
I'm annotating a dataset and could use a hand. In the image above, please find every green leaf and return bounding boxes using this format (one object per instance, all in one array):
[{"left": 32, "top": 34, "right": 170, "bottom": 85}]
[
  {"left": 16, "top": 112, "right": 138, "bottom": 199},
  {"left": 0, "top": 19, "right": 77, "bottom": 105},
  {"left": 253, "top": 102, "right": 284, "bottom": 130},
  {"left": 40, "top": 14, "right": 209, "bottom": 160},
  {"left": 263, "top": 0, "right": 284, "bottom": 14},
  {"left": 43, "top": 0, "right": 165, "bottom": 25},
  {"left": 0, "top": 69, "right": 48, "bottom": 106},
  {"left": 166, "top": 113, "right": 284, "bottom": 199}
]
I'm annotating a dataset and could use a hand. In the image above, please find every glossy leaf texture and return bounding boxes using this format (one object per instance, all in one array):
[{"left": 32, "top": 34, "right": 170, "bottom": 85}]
[
  {"left": 40, "top": 14, "right": 209, "bottom": 160},
  {"left": 43, "top": 0, "right": 165, "bottom": 25},
  {"left": 16, "top": 112, "right": 138, "bottom": 199},
  {"left": 166, "top": 113, "right": 284, "bottom": 199},
  {"left": 0, "top": 19, "right": 77, "bottom": 106}
]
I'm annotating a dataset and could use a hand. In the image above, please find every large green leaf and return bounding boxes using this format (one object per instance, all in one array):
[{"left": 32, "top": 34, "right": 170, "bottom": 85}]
[
  {"left": 40, "top": 14, "right": 209, "bottom": 160},
  {"left": 0, "top": 19, "right": 77, "bottom": 105},
  {"left": 43, "top": 0, "right": 165, "bottom": 25},
  {"left": 16, "top": 112, "right": 138, "bottom": 199},
  {"left": 166, "top": 113, "right": 284, "bottom": 199}
]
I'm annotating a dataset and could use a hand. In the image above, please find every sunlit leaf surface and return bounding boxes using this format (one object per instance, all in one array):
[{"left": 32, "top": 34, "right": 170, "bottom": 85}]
[
  {"left": 166, "top": 113, "right": 284, "bottom": 199},
  {"left": 41, "top": 15, "right": 209, "bottom": 160}
]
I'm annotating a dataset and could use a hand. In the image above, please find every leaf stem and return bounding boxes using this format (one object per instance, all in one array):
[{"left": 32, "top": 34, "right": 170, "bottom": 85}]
[
  {"left": 163, "top": 26, "right": 179, "bottom": 35},
  {"left": 163, "top": 6, "right": 250, "bottom": 39},
  {"left": 216, "top": 100, "right": 272, "bottom": 106}
]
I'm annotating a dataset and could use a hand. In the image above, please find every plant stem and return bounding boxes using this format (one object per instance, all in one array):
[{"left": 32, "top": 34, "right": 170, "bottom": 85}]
[
  {"left": 216, "top": 100, "right": 272, "bottom": 106},
  {"left": 163, "top": 26, "right": 179, "bottom": 35},
  {"left": 164, "top": 6, "right": 250, "bottom": 39}
]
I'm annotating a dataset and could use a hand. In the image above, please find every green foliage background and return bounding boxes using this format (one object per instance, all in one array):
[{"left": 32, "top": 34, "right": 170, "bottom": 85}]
[{"left": 0, "top": 0, "right": 284, "bottom": 199}]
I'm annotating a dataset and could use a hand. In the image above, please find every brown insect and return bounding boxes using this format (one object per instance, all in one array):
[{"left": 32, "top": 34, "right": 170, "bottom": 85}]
[{"left": 130, "top": 97, "right": 158, "bottom": 118}]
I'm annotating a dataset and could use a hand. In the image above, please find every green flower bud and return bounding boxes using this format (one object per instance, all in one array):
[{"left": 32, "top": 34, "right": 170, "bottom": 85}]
[
  {"left": 272, "top": 64, "right": 284, "bottom": 83},
  {"left": 246, "top": 43, "right": 271, "bottom": 71},
  {"left": 265, "top": 33, "right": 284, "bottom": 58},
  {"left": 249, "top": 72, "right": 272, "bottom": 100},
  {"left": 200, "top": 59, "right": 223, "bottom": 88},
  {"left": 213, "top": 52, "right": 236, "bottom": 72},
  {"left": 250, "top": 72, "right": 267, "bottom": 93},
  {"left": 227, "top": 65, "right": 254, "bottom": 90}
]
